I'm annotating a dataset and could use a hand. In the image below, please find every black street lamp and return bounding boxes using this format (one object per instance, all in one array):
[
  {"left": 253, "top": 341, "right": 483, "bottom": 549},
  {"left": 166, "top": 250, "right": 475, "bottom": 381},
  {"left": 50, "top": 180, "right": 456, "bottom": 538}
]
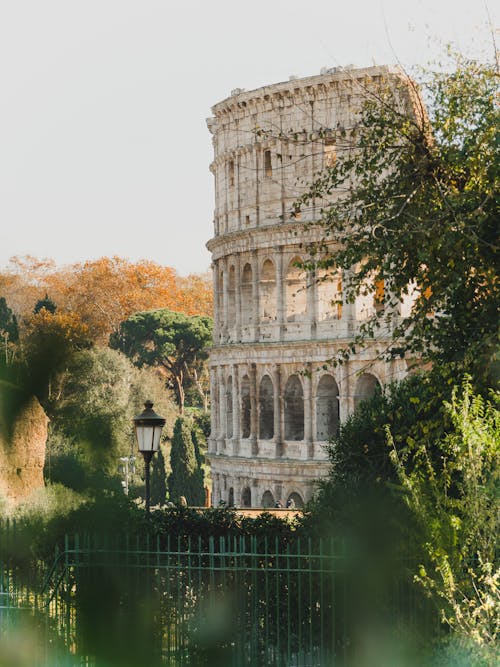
[{"left": 133, "top": 401, "right": 166, "bottom": 513}]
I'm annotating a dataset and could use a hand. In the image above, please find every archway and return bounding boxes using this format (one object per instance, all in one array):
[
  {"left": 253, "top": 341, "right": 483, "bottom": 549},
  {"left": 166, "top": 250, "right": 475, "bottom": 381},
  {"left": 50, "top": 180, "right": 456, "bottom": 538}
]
[
  {"left": 260, "top": 259, "right": 276, "bottom": 322},
  {"left": 241, "top": 263, "right": 253, "bottom": 324},
  {"left": 241, "top": 487, "right": 252, "bottom": 508},
  {"left": 228, "top": 487, "right": 234, "bottom": 507},
  {"left": 261, "top": 490, "right": 275, "bottom": 508},
  {"left": 226, "top": 376, "right": 233, "bottom": 438},
  {"left": 240, "top": 375, "right": 251, "bottom": 438},
  {"left": 286, "top": 492, "right": 304, "bottom": 509},
  {"left": 316, "top": 375, "right": 339, "bottom": 440},
  {"left": 284, "top": 375, "right": 304, "bottom": 440},
  {"left": 354, "top": 373, "right": 381, "bottom": 410},
  {"left": 258, "top": 375, "right": 274, "bottom": 439}
]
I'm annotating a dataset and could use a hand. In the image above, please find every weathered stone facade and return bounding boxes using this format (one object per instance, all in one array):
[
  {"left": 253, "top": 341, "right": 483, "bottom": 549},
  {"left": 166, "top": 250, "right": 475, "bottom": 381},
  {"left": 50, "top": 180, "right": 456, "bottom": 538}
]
[{"left": 206, "top": 66, "right": 412, "bottom": 508}]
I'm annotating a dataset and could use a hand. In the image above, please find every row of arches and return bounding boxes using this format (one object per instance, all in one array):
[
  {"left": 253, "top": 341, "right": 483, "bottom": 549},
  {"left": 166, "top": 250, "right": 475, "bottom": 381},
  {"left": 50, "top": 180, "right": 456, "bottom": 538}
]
[
  {"left": 218, "top": 256, "right": 343, "bottom": 327},
  {"left": 221, "top": 371, "right": 380, "bottom": 443},
  {"left": 226, "top": 487, "right": 304, "bottom": 509}
]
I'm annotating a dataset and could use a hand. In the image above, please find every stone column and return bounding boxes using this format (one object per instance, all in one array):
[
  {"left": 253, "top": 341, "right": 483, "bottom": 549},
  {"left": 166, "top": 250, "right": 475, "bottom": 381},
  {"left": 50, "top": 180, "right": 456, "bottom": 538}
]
[
  {"left": 251, "top": 479, "right": 260, "bottom": 508},
  {"left": 212, "top": 262, "right": 219, "bottom": 341},
  {"left": 307, "top": 268, "right": 318, "bottom": 339},
  {"left": 232, "top": 364, "right": 240, "bottom": 455},
  {"left": 304, "top": 362, "right": 314, "bottom": 458},
  {"left": 251, "top": 250, "right": 260, "bottom": 340},
  {"left": 339, "top": 362, "right": 352, "bottom": 422},
  {"left": 250, "top": 363, "right": 258, "bottom": 456},
  {"left": 217, "top": 366, "right": 226, "bottom": 453},
  {"left": 222, "top": 258, "right": 229, "bottom": 339},
  {"left": 275, "top": 247, "right": 285, "bottom": 340},
  {"left": 273, "top": 364, "right": 283, "bottom": 457},
  {"left": 234, "top": 253, "right": 242, "bottom": 342},
  {"left": 342, "top": 268, "right": 356, "bottom": 333},
  {"left": 208, "top": 366, "right": 218, "bottom": 454}
]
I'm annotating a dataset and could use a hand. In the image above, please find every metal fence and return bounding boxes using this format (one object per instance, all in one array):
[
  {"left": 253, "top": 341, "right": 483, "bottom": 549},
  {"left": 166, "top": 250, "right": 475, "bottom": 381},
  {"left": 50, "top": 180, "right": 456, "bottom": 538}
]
[{"left": 0, "top": 531, "right": 437, "bottom": 666}]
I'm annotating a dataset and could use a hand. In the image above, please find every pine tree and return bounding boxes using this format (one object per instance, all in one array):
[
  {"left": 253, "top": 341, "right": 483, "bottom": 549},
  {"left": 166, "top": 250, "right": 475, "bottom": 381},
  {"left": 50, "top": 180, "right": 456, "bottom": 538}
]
[
  {"left": 34, "top": 294, "right": 57, "bottom": 314},
  {"left": 150, "top": 447, "right": 167, "bottom": 507},
  {"left": 168, "top": 417, "right": 205, "bottom": 505}
]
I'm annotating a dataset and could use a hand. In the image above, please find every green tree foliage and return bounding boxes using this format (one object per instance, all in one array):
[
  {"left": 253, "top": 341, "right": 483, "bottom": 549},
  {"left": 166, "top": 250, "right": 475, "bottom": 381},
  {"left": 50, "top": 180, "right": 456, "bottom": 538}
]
[
  {"left": 46, "top": 348, "right": 176, "bottom": 491},
  {"left": 168, "top": 416, "right": 205, "bottom": 506},
  {"left": 111, "top": 309, "right": 213, "bottom": 413},
  {"left": 0, "top": 296, "right": 19, "bottom": 365},
  {"left": 294, "top": 56, "right": 498, "bottom": 377},
  {"left": 389, "top": 379, "right": 499, "bottom": 651}
]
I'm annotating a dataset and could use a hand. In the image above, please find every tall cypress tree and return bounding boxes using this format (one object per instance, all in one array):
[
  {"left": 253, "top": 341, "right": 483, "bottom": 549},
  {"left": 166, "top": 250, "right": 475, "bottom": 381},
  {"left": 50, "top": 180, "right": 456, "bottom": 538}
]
[
  {"left": 0, "top": 297, "right": 19, "bottom": 343},
  {"left": 168, "top": 417, "right": 205, "bottom": 505}
]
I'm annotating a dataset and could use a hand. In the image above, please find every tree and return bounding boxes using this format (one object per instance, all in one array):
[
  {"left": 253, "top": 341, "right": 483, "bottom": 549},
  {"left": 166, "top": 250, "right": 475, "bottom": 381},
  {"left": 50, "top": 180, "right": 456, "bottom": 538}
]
[
  {"left": 389, "top": 379, "right": 499, "bottom": 652},
  {"left": 168, "top": 416, "right": 205, "bottom": 505},
  {"left": 293, "top": 55, "right": 498, "bottom": 378},
  {"left": 0, "top": 256, "right": 213, "bottom": 345},
  {"left": 45, "top": 348, "right": 177, "bottom": 491},
  {"left": 0, "top": 297, "right": 19, "bottom": 364},
  {"left": 111, "top": 309, "right": 213, "bottom": 414},
  {"left": 34, "top": 294, "right": 57, "bottom": 314}
]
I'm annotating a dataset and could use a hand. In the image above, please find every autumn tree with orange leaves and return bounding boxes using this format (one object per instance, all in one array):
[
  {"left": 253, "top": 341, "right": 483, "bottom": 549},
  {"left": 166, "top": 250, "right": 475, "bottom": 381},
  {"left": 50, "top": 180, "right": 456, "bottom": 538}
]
[{"left": 0, "top": 256, "right": 212, "bottom": 344}]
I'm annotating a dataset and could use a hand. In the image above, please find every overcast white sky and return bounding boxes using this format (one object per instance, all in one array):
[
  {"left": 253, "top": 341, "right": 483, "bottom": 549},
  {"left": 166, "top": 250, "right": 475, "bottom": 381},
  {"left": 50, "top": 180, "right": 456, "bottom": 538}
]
[{"left": 0, "top": 1, "right": 497, "bottom": 275}]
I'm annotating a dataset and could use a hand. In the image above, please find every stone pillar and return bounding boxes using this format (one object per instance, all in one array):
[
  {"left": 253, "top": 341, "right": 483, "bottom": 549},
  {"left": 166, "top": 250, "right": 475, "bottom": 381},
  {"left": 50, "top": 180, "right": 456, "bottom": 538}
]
[
  {"left": 251, "top": 479, "right": 260, "bottom": 508},
  {"left": 307, "top": 268, "right": 318, "bottom": 339},
  {"left": 276, "top": 247, "right": 285, "bottom": 340},
  {"left": 250, "top": 363, "right": 258, "bottom": 456},
  {"left": 222, "top": 258, "right": 229, "bottom": 339},
  {"left": 217, "top": 366, "right": 226, "bottom": 453},
  {"left": 233, "top": 478, "right": 242, "bottom": 508},
  {"left": 273, "top": 364, "right": 283, "bottom": 457},
  {"left": 251, "top": 250, "right": 260, "bottom": 339},
  {"left": 232, "top": 364, "right": 240, "bottom": 454},
  {"left": 339, "top": 362, "right": 352, "bottom": 422},
  {"left": 208, "top": 366, "right": 218, "bottom": 454},
  {"left": 304, "top": 362, "right": 314, "bottom": 458},
  {"left": 234, "top": 253, "right": 242, "bottom": 342},
  {"left": 342, "top": 268, "right": 356, "bottom": 332},
  {"left": 212, "top": 261, "right": 219, "bottom": 341}
]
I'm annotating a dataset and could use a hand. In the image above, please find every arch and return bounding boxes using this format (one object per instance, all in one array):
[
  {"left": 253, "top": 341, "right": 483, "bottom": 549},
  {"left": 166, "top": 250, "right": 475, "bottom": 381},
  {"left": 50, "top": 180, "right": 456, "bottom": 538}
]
[
  {"left": 241, "top": 263, "right": 253, "bottom": 324},
  {"left": 316, "top": 374, "right": 339, "bottom": 440},
  {"left": 354, "top": 373, "right": 381, "bottom": 410},
  {"left": 226, "top": 376, "right": 233, "bottom": 438},
  {"left": 258, "top": 375, "right": 274, "bottom": 440},
  {"left": 284, "top": 374, "right": 304, "bottom": 441},
  {"left": 286, "top": 492, "right": 304, "bottom": 509},
  {"left": 286, "top": 256, "right": 307, "bottom": 321},
  {"left": 261, "top": 490, "right": 275, "bottom": 508},
  {"left": 228, "top": 265, "right": 236, "bottom": 325},
  {"left": 240, "top": 374, "right": 251, "bottom": 438},
  {"left": 260, "top": 259, "right": 276, "bottom": 322},
  {"left": 228, "top": 487, "right": 234, "bottom": 507},
  {"left": 241, "top": 486, "right": 252, "bottom": 508}
]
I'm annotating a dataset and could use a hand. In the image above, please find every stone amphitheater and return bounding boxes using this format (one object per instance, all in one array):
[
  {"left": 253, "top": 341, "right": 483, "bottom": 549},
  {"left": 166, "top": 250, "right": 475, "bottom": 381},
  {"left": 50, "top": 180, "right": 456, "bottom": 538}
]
[{"left": 206, "top": 65, "right": 414, "bottom": 508}]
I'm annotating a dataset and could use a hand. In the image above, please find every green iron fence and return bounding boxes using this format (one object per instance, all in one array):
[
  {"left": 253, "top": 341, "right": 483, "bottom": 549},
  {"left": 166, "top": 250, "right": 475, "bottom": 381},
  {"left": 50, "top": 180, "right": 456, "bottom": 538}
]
[{"left": 0, "top": 530, "right": 438, "bottom": 666}]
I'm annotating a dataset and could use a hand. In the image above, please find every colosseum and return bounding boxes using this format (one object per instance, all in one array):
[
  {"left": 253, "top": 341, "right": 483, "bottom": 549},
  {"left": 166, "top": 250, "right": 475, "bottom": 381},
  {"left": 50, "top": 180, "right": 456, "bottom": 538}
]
[{"left": 206, "top": 65, "right": 413, "bottom": 508}]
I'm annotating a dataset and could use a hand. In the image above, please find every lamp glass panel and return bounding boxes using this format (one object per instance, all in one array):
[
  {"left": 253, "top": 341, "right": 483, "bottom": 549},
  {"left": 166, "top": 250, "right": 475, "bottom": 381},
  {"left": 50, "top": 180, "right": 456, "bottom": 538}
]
[{"left": 135, "top": 424, "right": 162, "bottom": 452}]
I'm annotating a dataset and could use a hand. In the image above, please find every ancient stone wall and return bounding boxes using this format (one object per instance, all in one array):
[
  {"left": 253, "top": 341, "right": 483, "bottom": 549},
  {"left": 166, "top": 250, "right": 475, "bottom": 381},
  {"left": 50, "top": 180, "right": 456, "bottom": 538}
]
[{"left": 206, "top": 66, "right": 413, "bottom": 508}]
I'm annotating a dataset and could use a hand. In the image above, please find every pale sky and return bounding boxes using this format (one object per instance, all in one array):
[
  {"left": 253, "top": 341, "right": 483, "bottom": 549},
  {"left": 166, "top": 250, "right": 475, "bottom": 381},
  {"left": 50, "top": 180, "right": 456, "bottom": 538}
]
[{"left": 0, "top": 1, "right": 497, "bottom": 275}]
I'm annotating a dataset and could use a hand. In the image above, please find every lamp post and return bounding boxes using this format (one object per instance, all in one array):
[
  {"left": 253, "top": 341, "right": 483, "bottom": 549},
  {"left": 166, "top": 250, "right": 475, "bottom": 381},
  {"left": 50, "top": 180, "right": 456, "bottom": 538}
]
[{"left": 133, "top": 400, "right": 166, "bottom": 513}]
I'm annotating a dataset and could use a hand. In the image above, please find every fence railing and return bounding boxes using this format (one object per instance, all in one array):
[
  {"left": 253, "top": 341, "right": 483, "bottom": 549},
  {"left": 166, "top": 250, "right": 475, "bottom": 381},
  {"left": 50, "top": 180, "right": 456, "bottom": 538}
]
[{"left": 0, "top": 531, "right": 438, "bottom": 666}]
